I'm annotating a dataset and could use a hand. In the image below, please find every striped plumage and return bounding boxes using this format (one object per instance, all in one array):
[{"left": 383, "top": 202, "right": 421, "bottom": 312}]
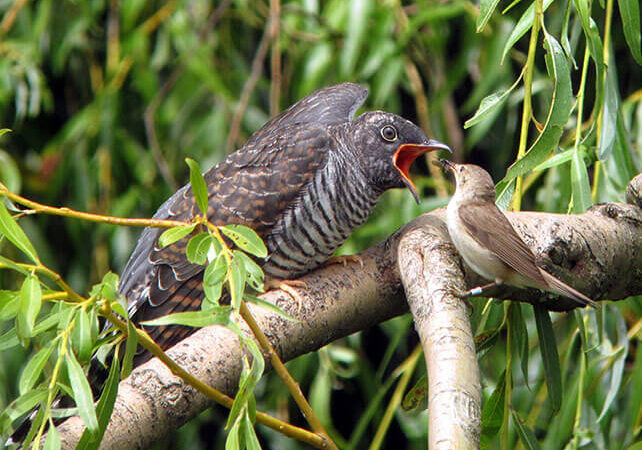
[{"left": 119, "top": 83, "right": 448, "bottom": 363}]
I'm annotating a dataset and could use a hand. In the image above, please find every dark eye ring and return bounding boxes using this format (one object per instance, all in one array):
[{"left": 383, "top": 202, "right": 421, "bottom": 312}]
[{"left": 380, "top": 125, "right": 398, "bottom": 142}]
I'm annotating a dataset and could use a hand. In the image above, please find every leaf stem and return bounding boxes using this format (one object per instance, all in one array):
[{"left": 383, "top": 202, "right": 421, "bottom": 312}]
[{"left": 512, "top": 0, "right": 543, "bottom": 212}]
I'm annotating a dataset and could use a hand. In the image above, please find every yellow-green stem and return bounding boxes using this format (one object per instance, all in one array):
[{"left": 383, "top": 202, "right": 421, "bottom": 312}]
[
  {"left": 512, "top": 0, "right": 543, "bottom": 212},
  {"left": 502, "top": 304, "right": 514, "bottom": 449},
  {"left": 368, "top": 344, "right": 423, "bottom": 450},
  {"left": 591, "top": 0, "right": 614, "bottom": 201}
]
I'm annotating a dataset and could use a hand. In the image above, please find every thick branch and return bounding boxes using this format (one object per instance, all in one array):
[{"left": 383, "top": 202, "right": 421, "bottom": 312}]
[{"left": 55, "top": 175, "right": 642, "bottom": 448}]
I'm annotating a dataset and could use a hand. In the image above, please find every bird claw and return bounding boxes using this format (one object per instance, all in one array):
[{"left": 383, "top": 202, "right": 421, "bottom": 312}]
[
  {"left": 264, "top": 279, "right": 307, "bottom": 312},
  {"left": 325, "top": 254, "right": 364, "bottom": 268}
]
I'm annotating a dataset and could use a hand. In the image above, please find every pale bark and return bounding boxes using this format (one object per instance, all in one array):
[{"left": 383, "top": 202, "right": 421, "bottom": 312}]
[{"left": 54, "top": 174, "right": 642, "bottom": 449}]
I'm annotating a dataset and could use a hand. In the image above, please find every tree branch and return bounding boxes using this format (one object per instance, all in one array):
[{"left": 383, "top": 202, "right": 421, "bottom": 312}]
[{"left": 54, "top": 174, "right": 642, "bottom": 448}]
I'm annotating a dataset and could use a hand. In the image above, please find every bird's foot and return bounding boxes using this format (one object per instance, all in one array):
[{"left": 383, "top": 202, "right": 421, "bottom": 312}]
[
  {"left": 324, "top": 254, "right": 364, "bottom": 269},
  {"left": 264, "top": 279, "right": 308, "bottom": 312}
]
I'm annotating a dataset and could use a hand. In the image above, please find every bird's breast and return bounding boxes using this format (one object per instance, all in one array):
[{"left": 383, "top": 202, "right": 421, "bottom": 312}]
[{"left": 263, "top": 160, "right": 378, "bottom": 279}]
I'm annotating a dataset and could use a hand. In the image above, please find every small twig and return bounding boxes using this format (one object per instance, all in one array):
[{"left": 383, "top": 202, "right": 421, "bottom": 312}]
[
  {"left": 140, "top": 0, "right": 177, "bottom": 35},
  {"left": 1, "top": 186, "right": 186, "bottom": 228},
  {"left": 240, "top": 302, "right": 339, "bottom": 450},
  {"left": 0, "top": 0, "right": 29, "bottom": 35},
  {"left": 225, "top": 22, "right": 272, "bottom": 153}
]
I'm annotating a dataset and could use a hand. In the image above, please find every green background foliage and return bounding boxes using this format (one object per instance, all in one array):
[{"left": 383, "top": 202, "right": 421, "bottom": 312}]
[{"left": 0, "top": 0, "right": 640, "bottom": 448}]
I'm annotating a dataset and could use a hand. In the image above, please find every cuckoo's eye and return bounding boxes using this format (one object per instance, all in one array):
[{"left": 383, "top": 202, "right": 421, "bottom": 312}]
[{"left": 380, "top": 125, "right": 398, "bottom": 142}]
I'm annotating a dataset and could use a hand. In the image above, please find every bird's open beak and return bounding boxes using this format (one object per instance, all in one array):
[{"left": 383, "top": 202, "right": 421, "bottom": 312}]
[{"left": 393, "top": 140, "right": 451, "bottom": 203}]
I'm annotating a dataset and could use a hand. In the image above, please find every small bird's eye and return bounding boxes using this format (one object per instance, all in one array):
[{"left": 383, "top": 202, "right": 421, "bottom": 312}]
[{"left": 380, "top": 125, "right": 398, "bottom": 142}]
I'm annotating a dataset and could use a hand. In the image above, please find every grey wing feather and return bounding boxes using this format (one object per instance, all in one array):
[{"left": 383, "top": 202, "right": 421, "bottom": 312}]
[{"left": 458, "top": 203, "right": 548, "bottom": 286}]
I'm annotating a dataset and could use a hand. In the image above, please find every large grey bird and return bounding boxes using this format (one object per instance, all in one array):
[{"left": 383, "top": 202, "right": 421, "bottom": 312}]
[{"left": 121, "top": 83, "right": 450, "bottom": 364}]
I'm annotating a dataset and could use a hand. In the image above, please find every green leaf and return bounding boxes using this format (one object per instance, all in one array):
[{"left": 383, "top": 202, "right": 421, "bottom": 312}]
[
  {"left": 598, "top": 61, "right": 619, "bottom": 160},
  {"left": 0, "top": 128, "right": 11, "bottom": 138},
  {"left": 65, "top": 349, "right": 99, "bottom": 433},
  {"left": 242, "top": 411, "right": 261, "bottom": 450},
  {"left": 401, "top": 373, "right": 428, "bottom": 412},
  {"left": 141, "top": 308, "right": 232, "bottom": 328},
  {"left": 203, "top": 255, "right": 228, "bottom": 305},
  {"left": 0, "top": 387, "right": 48, "bottom": 435},
  {"left": 532, "top": 149, "right": 574, "bottom": 171},
  {"left": 225, "top": 416, "right": 241, "bottom": 450},
  {"left": 0, "top": 201, "right": 40, "bottom": 263},
  {"left": 220, "top": 224, "right": 268, "bottom": 258},
  {"left": 186, "top": 232, "right": 212, "bottom": 265},
  {"left": 510, "top": 408, "right": 541, "bottom": 450},
  {"left": 498, "top": 31, "right": 573, "bottom": 187},
  {"left": 43, "top": 421, "right": 61, "bottom": 450},
  {"left": 185, "top": 158, "right": 209, "bottom": 217},
  {"left": 617, "top": 0, "right": 642, "bottom": 64},
  {"left": 464, "top": 89, "right": 510, "bottom": 129},
  {"left": 229, "top": 256, "right": 246, "bottom": 310},
  {"left": 476, "top": 0, "right": 501, "bottom": 32},
  {"left": 72, "top": 308, "right": 94, "bottom": 363},
  {"left": 158, "top": 224, "right": 196, "bottom": 248},
  {"left": 570, "top": 150, "right": 592, "bottom": 213},
  {"left": 509, "top": 303, "right": 529, "bottom": 388},
  {"left": 19, "top": 341, "right": 55, "bottom": 395},
  {"left": 121, "top": 319, "right": 138, "bottom": 379},
  {"left": 533, "top": 305, "right": 562, "bottom": 413},
  {"left": 17, "top": 274, "right": 43, "bottom": 338},
  {"left": 0, "top": 327, "right": 19, "bottom": 351},
  {"left": 501, "top": 0, "right": 554, "bottom": 63},
  {"left": 243, "top": 293, "right": 296, "bottom": 322},
  {"left": 76, "top": 352, "right": 120, "bottom": 449},
  {"left": 233, "top": 251, "right": 265, "bottom": 292},
  {"left": 480, "top": 369, "right": 506, "bottom": 446},
  {"left": 90, "top": 272, "right": 119, "bottom": 303},
  {"left": 0, "top": 290, "right": 19, "bottom": 321},
  {"left": 597, "top": 306, "right": 628, "bottom": 421}
]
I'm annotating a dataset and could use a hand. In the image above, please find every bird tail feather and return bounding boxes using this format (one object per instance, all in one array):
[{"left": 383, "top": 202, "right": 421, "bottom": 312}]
[{"left": 541, "top": 271, "right": 598, "bottom": 308}]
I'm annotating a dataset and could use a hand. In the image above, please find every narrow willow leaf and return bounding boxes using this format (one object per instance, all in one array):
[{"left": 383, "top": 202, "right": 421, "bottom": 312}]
[
  {"left": 186, "top": 232, "right": 212, "bottom": 265},
  {"left": 532, "top": 149, "right": 574, "bottom": 171},
  {"left": 229, "top": 256, "right": 246, "bottom": 310},
  {"left": 476, "top": 0, "right": 501, "bottom": 32},
  {"left": 90, "top": 272, "right": 119, "bottom": 303},
  {"left": 0, "top": 387, "right": 48, "bottom": 435},
  {"left": 220, "top": 225, "right": 268, "bottom": 258},
  {"left": 141, "top": 308, "right": 231, "bottom": 328},
  {"left": 0, "top": 128, "right": 11, "bottom": 137},
  {"left": 121, "top": 319, "right": 138, "bottom": 379},
  {"left": 243, "top": 294, "right": 295, "bottom": 322},
  {"left": 465, "top": 90, "right": 509, "bottom": 129},
  {"left": 242, "top": 411, "right": 262, "bottom": 450},
  {"left": 480, "top": 370, "right": 506, "bottom": 446},
  {"left": 0, "top": 327, "right": 19, "bottom": 350},
  {"left": 158, "top": 224, "right": 196, "bottom": 248},
  {"left": 574, "top": 0, "right": 605, "bottom": 99},
  {"left": 19, "top": 341, "right": 55, "bottom": 395},
  {"left": 510, "top": 408, "right": 541, "bottom": 450},
  {"left": 225, "top": 417, "right": 241, "bottom": 450},
  {"left": 629, "top": 332, "right": 642, "bottom": 432},
  {"left": 18, "top": 275, "right": 43, "bottom": 338},
  {"left": 43, "top": 421, "right": 61, "bottom": 450},
  {"left": 0, "top": 290, "right": 19, "bottom": 321},
  {"left": 597, "top": 307, "right": 628, "bottom": 421},
  {"left": 495, "top": 178, "right": 515, "bottom": 211},
  {"left": 76, "top": 354, "right": 120, "bottom": 449},
  {"left": 227, "top": 358, "right": 252, "bottom": 430},
  {"left": 0, "top": 201, "right": 40, "bottom": 263},
  {"left": 533, "top": 305, "right": 562, "bottom": 413},
  {"left": 509, "top": 303, "right": 530, "bottom": 387},
  {"left": 501, "top": 0, "right": 554, "bottom": 63},
  {"left": 233, "top": 251, "right": 264, "bottom": 292},
  {"left": 72, "top": 308, "right": 93, "bottom": 363},
  {"left": 617, "top": 0, "right": 642, "bottom": 64},
  {"left": 500, "top": 31, "right": 573, "bottom": 184},
  {"left": 598, "top": 62, "right": 619, "bottom": 160},
  {"left": 185, "top": 158, "right": 209, "bottom": 216},
  {"left": 571, "top": 150, "right": 592, "bottom": 213},
  {"left": 65, "top": 350, "right": 98, "bottom": 433}
]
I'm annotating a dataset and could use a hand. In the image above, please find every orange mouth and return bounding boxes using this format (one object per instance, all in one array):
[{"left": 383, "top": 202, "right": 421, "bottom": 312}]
[{"left": 393, "top": 141, "right": 450, "bottom": 202}]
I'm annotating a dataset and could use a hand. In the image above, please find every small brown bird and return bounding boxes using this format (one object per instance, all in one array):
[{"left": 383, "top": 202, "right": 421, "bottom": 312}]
[{"left": 440, "top": 160, "right": 596, "bottom": 308}]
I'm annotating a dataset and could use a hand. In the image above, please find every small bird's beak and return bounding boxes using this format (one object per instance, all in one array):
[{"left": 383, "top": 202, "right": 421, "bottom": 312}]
[
  {"left": 439, "top": 159, "right": 456, "bottom": 172},
  {"left": 393, "top": 140, "right": 451, "bottom": 203}
]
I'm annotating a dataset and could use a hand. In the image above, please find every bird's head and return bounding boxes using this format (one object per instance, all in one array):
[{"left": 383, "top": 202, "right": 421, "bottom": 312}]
[
  {"left": 348, "top": 111, "right": 450, "bottom": 203},
  {"left": 439, "top": 160, "right": 496, "bottom": 199}
]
